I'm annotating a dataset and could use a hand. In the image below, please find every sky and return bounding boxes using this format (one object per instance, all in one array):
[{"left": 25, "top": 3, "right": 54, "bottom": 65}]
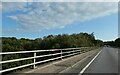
[{"left": 1, "top": 1, "right": 118, "bottom": 41}]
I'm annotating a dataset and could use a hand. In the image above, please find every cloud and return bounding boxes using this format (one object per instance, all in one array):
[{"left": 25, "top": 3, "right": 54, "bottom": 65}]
[
  {"left": 2, "top": 2, "right": 118, "bottom": 32},
  {"left": 2, "top": 0, "right": 33, "bottom": 2},
  {"left": 1, "top": 0, "right": 119, "bottom": 2},
  {"left": 2, "top": 2, "right": 31, "bottom": 13}
]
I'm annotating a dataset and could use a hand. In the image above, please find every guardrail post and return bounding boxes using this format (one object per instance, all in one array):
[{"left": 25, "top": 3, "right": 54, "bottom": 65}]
[
  {"left": 33, "top": 52, "right": 36, "bottom": 69},
  {"left": 73, "top": 49, "right": 75, "bottom": 55},
  {"left": 61, "top": 49, "right": 63, "bottom": 60},
  {"left": 81, "top": 47, "right": 83, "bottom": 53},
  {"left": 79, "top": 48, "right": 81, "bottom": 54}
]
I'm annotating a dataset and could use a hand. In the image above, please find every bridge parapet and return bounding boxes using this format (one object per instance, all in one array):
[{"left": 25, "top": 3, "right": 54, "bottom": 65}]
[{"left": 0, "top": 47, "right": 93, "bottom": 73}]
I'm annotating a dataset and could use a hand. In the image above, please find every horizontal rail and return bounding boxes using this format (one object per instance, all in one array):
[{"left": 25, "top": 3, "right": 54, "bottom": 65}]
[
  {"left": 0, "top": 50, "right": 57, "bottom": 55},
  {"left": 0, "top": 52, "right": 62, "bottom": 64},
  {"left": 35, "top": 56, "right": 62, "bottom": 64},
  {"left": 62, "top": 50, "right": 75, "bottom": 54},
  {"left": 62, "top": 52, "right": 80, "bottom": 58},
  {"left": 0, "top": 56, "right": 62, "bottom": 73},
  {"left": 0, "top": 47, "right": 87, "bottom": 55},
  {"left": 1, "top": 47, "right": 93, "bottom": 73},
  {"left": 0, "top": 62, "right": 34, "bottom": 73}
]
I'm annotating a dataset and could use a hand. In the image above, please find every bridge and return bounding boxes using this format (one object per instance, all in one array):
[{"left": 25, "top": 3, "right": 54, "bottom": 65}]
[{"left": 0, "top": 47, "right": 119, "bottom": 75}]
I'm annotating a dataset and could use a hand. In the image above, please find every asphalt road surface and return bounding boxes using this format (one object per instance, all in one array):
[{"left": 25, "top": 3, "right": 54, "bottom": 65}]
[
  {"left": 60, "top": 47, "right": 118, "bottom": 74},
  {"left": 83, "top": 47, "right": 118, "bottom": 73}
]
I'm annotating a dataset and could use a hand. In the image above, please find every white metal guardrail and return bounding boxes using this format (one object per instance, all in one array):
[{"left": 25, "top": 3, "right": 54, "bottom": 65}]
[{"left": 0, "top": 47, "right": 92, "bottom": 73}]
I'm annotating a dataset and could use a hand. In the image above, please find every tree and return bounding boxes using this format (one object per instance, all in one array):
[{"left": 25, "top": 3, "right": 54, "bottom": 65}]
[
  {"left": 115, "top": 38, "right": 120, "bottom": 47},
  {"left": 2, "top": 32, "right": 104, "bottom": 72}
]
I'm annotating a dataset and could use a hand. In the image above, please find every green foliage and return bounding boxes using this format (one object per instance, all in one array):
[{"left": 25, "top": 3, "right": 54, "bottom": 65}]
[
  {"left": 1, "top": 32, "right": 103, "bottom": 72},
  {"left": 115, "top": 38, "right": 120, "bottom": 47},
  {"left": 104, "top": 38, "right": 120, "bottom": 47}
]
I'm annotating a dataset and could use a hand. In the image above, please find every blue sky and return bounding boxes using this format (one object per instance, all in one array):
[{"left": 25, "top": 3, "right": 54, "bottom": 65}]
[{"left": 1, "top": 2, "right": 118, "bottom": 41}]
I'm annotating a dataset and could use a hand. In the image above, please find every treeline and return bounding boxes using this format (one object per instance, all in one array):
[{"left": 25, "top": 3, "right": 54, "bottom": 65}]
[
  {"left": 1, "top": 32, "right": 103, "bottom": 73},
  {"left": 104, "top": 38, "right": 120, "bottom": 47},
  {"left": 2, "top": 32, "right": 103, "bottom": 52}
]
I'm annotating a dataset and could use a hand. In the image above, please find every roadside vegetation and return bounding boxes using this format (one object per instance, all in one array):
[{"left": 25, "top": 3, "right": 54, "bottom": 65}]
[
  {"left": 2, "top": 32, "right": 103, "bottom": 52},
  {"left": 1, "top": 32, "right": 103, "bottom": 74},
  {"left": 104, "top": 38, "right": 120, "bottom": 48}
]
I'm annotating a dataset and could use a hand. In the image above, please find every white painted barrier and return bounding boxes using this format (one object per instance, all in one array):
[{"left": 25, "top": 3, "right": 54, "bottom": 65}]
[{"left": 0, "top": 47, "right": 92, "bottom": 73}]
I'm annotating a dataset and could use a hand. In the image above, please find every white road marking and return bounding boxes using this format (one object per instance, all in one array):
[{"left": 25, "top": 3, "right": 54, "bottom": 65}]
[
  {"left": 79, "top": 50, "right": 102, "bottom": 74},
  {"left": 59, "top": 51, "right": 96, "bottom": 73}
]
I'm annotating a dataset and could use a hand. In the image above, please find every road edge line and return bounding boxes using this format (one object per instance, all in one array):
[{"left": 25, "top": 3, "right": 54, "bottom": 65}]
[
  {"left": 79, "top": 49, "right": 102, "bottom": 74},
  {"left": 25, "top": 50, "right": 93, "bottom": 73},
  {"left": 59, "top": 50, "right": 97, "bottom": 73}
]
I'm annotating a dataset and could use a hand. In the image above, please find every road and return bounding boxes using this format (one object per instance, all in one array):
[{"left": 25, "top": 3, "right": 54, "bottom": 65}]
[
  {"left": 83, "top": 47, "right": 118, "bottom": 73},
  {"left": 15, "top": 47, "right": 118, "bottom": 75},
  {"left": 60, "top": 47, "right": 118, "bottom": 74}
]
